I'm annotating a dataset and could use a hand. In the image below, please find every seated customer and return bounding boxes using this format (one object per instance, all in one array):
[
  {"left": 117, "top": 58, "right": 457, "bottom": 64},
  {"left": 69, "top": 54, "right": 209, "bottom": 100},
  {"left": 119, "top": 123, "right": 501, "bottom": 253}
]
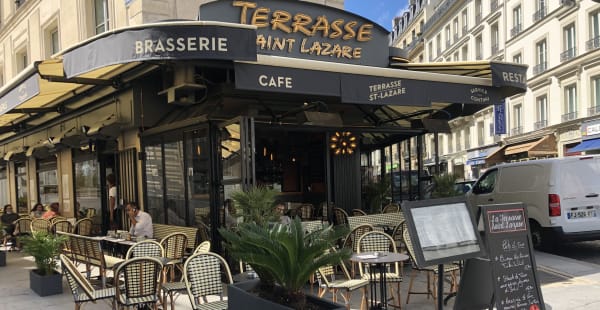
[
  {"left": 1, "top": 204, "right": 19, "bottom": 248},
  {"left": 126, "top": 202, "right": 153, "bottom": 239},
  {"left": 42, "top": 202, "right": 60, "bottom": 220},
  {"left": 30, "top": 203, "right": 45, "bottom": 219},
  {"left": 274, "top": 201, "right": 291, "bottom": 225}
]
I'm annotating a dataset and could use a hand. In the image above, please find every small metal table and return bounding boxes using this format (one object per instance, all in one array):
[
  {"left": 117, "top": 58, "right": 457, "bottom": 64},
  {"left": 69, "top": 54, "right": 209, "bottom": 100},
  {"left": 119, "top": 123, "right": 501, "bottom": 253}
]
[{"left": 351, "top": 252, "right": 409, "bottom": 309}]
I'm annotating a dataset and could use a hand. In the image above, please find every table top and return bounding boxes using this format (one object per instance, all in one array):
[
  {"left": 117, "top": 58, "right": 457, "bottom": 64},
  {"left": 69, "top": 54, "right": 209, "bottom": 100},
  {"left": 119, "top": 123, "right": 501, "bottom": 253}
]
[{"left": 350, "top": 252, "right": 409, "bottom": 264}]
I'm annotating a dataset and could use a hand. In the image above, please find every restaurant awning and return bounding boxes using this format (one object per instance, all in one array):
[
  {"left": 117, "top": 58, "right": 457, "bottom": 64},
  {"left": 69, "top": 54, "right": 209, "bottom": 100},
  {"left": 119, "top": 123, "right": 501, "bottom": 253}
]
[
  {"left": 504, "top": 135, "right": 557, "bottom": 157},
  {"left": 567, "top": 138, "right": 600, "bottom": 154}
]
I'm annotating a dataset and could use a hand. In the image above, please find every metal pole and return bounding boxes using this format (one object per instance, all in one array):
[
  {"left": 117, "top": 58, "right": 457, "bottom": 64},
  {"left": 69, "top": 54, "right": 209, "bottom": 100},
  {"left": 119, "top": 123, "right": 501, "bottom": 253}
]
[{"left": 438, "top": 264, "right": 444, "bottom": 310}]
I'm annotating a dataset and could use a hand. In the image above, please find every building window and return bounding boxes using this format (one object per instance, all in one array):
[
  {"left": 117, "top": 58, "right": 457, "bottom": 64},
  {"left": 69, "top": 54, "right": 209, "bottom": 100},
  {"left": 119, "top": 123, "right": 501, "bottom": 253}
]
[
  {"left": 453, "top": 52, "right": 459, "bottom": 61},
  {"left": 475, "top": 0, "right": 482, "bottom": 23},
  {"left": 589, "top": 10, "right": 600, "bottom": 50},
  {"left": 428, "top": 41, "right": 434, "bottom": 61},
  {"left": 533, "top": 0, "right": 547, "bottom": 22},
  {"left": 535, "top": 95, "right": 548, "bottom": 129},
  {"left": 477, "top": 121, "right": 485, "bottom": 146},
  {"left": 591, "top": 76, "right": 600, "bottom": 115},
  {"left": 37, "top": 159, "right": 58, "bottom": 206},
  {"left": 563, "top": 84, "right": 577, "bottom": 122},
  {"left": 448, "top": 134, "right": 453, "bottom": 153},
  {"left": 476, "top": 35, "right": 483, "bottom": 60},
  {"left": 45, "top": 26, "right": 60, "bottom": 58},
  {"left": 512, "top": 104, "right": 522, "bottom": 135},
  {"left": 462, "top": 45, "right": 469, "bottom": 61},
  {"left": 464, "top": 127, "right": 471, "bottom": 149},
  {"left": 533, "top": 39, "right": 547, "bottom": 75},
  {"left": 513, "top": 53, "right": 522, "bottom": 64},
  {"left": 15, "top": 49, "right": 28, "bottom": 73},
  {"left": 511, "top": 5, "right": 522, "bottom": 37},
  {"left": 94, "top": 0, "right": 109, "bottom": 34},
  {"left": 15, "top": 162, "right": 28, "bottom": 214},
  {"left": 453, "top": 18, "right": 459, "bottom": 41},
  {"left": 461, "top": 9, "right": 468, "bottom": 35},
  {"left": 455, "top": 132, "right": 461, "bottom": 151},
  {"left": 561, "top": 23, "right": 576, "bottom": 61},
  {"left": 491, "top": 23, "right": 499, "bottom": 54},
  {"left": 436, "top": 34, "right": 442, "bottom": 56}
]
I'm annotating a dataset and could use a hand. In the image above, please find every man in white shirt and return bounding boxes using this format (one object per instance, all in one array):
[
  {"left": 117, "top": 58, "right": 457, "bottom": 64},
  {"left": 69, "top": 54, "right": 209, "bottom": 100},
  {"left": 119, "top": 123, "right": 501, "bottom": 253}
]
[{"left": 126, "top": 202, "right": 153, "bottom": 238}]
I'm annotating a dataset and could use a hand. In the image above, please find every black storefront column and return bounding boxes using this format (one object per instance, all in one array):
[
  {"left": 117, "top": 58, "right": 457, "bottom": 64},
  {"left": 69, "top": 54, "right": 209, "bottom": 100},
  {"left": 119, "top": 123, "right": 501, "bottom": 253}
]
[
  {"left": 416, "top": 135, "right": 424, "bottom": 200},
  {"left": 208, "top": 122, "right": 223, "bottom": 254}
]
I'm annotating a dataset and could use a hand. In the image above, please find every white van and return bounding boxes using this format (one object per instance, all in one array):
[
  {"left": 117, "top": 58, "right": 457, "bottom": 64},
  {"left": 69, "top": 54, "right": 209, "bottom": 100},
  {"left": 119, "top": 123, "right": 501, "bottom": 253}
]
[{"left": 466, "top": 155, "right": 600, "bottom": 250}]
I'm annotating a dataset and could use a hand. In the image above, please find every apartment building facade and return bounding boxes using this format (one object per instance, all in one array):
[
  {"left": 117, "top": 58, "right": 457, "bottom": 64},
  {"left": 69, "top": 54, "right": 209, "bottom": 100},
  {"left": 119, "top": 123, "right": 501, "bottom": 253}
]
[{"left": 393, "top": 0, "right": 600, "bottom": 180}]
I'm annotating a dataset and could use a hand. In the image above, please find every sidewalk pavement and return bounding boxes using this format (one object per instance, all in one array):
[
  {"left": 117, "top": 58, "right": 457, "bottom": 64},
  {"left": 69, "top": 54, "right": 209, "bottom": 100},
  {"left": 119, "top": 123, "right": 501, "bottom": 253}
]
[{"left": 0, "top": 249, "right": 599, "bottom": 309}]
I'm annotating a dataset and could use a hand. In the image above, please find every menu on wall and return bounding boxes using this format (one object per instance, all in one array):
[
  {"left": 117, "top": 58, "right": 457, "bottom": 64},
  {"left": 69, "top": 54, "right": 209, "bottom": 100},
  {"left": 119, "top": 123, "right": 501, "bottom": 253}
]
[{"left": 482, "top": 204, "right": 545, "bottom": 310}]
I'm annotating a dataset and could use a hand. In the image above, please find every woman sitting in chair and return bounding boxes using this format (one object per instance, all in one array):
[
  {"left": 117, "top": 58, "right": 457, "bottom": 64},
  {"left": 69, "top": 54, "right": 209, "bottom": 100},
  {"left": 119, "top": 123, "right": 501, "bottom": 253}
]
[
  {"left": 1, "top": 204, "right": 19, "bottom": 249},
  {"left": 42, "top": 202, "right": 60, "bottom": 220}
]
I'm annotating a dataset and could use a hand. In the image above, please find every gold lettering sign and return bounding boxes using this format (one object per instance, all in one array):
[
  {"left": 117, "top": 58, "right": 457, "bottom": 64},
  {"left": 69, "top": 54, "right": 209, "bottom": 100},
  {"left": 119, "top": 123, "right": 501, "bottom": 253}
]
[{"left": 232, "top": 1, "right": 373, "bottom": 60}]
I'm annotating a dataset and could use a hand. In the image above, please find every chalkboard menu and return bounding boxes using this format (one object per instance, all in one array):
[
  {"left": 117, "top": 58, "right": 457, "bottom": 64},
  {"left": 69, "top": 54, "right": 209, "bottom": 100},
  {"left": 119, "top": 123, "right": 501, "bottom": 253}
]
[{"left": 482, "top": 203, "right": 545, "bottom": 310}]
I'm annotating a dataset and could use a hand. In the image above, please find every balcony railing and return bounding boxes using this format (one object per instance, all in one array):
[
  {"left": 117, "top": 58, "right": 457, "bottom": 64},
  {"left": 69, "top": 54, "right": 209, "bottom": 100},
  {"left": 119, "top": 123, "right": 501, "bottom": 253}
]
[
  {"left": 511, "top": 24, "right": 522, "bottom": 37},
  {"left": 588, "top": 105, "right": 600, "bottom": 116},
  {"left": 586, "top": 36, "right": 600, "bottom": 51},
  {"left": 534, "top": 120, "right": 548, "bottom": 130},
  {"left": 533, "top": 7, "right": 547, "bottom": 22},
  {"left": 560, "top": 47, "right": 577, "bottom": 62},
  {"left": 476, "top": 13, "right": 482, "bottom": 24},
  {"left": 490, "top": 0, "right": 499, "bottom": 11},
  {"left": 561, "top": 111, "right": 578, "bottom": 122},
  {"left": 511, "top": 126, "right": 523, "bottom": 136},
  {"left": 532, "top": 62, "right": 547, "bottom": 75},
  {"left": 491, "top": 44, "right": 499, "bottom": 55}
]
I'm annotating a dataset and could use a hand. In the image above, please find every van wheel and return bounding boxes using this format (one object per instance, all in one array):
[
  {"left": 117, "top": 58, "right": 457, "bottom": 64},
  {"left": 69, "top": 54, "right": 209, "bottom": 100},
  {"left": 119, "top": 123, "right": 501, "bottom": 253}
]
[{"left": 530, "top": 221, "right": 554, "bottom": 251}]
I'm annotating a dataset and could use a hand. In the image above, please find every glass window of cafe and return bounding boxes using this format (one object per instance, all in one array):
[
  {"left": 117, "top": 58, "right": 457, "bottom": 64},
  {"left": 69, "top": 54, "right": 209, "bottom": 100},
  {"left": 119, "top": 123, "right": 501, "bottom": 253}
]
[
  {"left": 0, "top": 165, "right": 7, "bottom": 207},
  {"left": 74, "top": 152, "right": 101, "bottom": 221},
  {"left": 143, "top": 126, "right": 211, "bottom": 227},
  {"left": 15, "top": 161, "right": 28, "bottom": 214},
  {"left": 37, "top": 158, "right": 58, "bottom": 206}
]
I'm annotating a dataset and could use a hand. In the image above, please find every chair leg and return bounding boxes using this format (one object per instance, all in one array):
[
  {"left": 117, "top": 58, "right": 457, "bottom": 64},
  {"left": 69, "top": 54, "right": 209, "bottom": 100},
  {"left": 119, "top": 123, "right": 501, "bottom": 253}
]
[
  {"left": 406, "top": 269, "right": 417, "bottom": 304},
  {"left": 360, "top": 287, "right": 368, "bottom": 310}
]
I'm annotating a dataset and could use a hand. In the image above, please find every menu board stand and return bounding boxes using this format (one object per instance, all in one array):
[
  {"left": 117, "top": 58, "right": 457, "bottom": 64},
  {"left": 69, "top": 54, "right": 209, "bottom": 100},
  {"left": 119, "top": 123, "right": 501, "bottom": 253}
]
[
  {"left": 402, "top": 197, "right": 485, "bottom": 310},
  {"left": 454, "top": 203, "right": 545, "bottom": 310}
]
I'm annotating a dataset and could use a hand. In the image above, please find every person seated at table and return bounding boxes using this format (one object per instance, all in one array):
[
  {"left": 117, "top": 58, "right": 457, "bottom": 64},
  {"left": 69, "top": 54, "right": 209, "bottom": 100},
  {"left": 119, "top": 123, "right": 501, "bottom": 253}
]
[
  {"left": 1, "top": 204, "right": 19, "bottom": 249},
  {"left": 126, "top": 202, "right": 153, "bottom": 239},
  {"left": 42, "top": 202, "right": 60, "bottom": 220},
  {"left": 224, "top": 199, "right": 239, "bottom": 229},
  {"left": 30, "top": 203, "right": 45, "bottom": 219},
  {"left": 274, "top": 201, "right": 291, "bottom": 225}
]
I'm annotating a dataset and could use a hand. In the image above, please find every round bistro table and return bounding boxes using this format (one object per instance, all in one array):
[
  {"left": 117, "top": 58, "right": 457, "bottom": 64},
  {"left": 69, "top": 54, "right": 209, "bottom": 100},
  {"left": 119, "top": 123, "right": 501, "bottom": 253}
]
[{"left": 351, "top": 252, "right": 409, "bottom": 309}]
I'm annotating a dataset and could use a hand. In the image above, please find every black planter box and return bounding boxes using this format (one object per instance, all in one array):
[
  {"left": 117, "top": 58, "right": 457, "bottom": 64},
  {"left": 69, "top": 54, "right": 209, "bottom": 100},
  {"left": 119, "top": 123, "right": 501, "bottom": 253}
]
[
  {"left": 0, "top": 251, "right": 5, "bottom": 266},
  {"left": 228, "top": 279, "right": 344, "bottom": 310},
  {"left": 29, "top": 269, "right": 63, "bottom": 296}
]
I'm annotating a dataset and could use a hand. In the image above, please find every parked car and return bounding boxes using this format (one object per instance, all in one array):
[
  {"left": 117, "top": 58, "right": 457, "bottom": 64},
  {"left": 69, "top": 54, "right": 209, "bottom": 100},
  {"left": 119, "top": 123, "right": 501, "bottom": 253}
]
[{"left": 466, "top": 156, "right": 600, "bottom": 250}]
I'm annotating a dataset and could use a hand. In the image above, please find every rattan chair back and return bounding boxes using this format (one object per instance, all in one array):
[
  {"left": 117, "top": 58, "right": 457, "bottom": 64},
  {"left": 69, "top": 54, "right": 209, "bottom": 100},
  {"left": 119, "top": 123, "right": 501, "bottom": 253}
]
[
  {"left": 74, "top": 218, "right": 93, "bottom": 236},
  {"left": 30, "top": 218, "right": 51, "bottom": 233},
  {"left": 114, "top": 257, "right": 164, "bottom": 308},
  {"left": 60, "top": 254, "right": 115, "bottom": 308},
  {"left": 193, "top": 240, "right": 211, "bottom": 254},
  {"left": 184, "top": 252, "right": 233, "bottom": 308},
  {"left": 126, "top": 240, "right": 164, "bottom": 259}
]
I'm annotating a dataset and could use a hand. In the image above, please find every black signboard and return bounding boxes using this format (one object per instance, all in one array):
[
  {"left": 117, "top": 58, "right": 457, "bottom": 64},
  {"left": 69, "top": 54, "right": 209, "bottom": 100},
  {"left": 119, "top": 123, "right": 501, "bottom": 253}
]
[
  {"left": 482, "top": 203, "right": 545, "bottom": 310},
  {"left": 63, "top": 23, "right": 257, "bottom": 78},
  {"left": 402, "top": 196, "right": 485, "bottom": 267},
  {"left": 199, "top": 0, "right": 390, "bottom": 67},
  {"left": 234, "top": 63, "right": 340, "bottom": 96}
]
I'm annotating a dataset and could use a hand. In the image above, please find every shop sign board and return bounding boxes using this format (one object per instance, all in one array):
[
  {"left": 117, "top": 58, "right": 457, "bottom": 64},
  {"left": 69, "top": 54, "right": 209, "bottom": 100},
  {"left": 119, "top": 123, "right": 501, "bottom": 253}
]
[
  {"left": 199, "top": 0, "right": 391, "bottom": 67},
  {"left": 63, "top": 24, "right": 257, "bottom": 78}
]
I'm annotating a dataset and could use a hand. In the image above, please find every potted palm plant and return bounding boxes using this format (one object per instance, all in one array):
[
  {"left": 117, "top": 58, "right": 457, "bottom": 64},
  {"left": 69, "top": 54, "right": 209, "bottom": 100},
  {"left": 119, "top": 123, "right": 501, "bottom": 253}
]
[
  {"left": 230, "top": 186, "right": 279, "bottom": 225},
  {"left": 220, "top": 217, "right": 349, "bottom": 309},
  {"left": 20, "top": 231, "right": 67, "bottom": 296},
  {"left": 430, "top": 173, "right": 462, "bottom": 198}
]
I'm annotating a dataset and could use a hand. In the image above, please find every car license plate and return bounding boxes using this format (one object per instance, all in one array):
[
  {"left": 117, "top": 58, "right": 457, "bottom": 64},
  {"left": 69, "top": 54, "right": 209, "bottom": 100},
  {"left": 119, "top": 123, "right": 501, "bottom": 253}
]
[{"left": 567, "top": 210, "right": 597, "bottom": 219}]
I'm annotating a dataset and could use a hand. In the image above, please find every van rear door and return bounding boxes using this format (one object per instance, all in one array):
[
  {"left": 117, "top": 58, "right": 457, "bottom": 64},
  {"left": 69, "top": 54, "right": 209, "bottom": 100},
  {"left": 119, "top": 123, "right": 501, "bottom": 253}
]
[{"left": 558, "top": 157, "right": 600, "bottom": 233}]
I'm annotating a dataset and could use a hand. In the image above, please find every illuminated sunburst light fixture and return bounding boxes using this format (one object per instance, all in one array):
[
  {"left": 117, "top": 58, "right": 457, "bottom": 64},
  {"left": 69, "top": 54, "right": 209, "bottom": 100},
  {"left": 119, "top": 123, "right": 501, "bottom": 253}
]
[{"left": 330, "top": 131, "right": 357, "bottom": 155}]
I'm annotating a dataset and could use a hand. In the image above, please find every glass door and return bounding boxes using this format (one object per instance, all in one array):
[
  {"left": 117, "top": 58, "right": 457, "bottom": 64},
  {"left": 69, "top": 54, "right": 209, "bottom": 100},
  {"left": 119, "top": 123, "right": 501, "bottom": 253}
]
[{"left": 220, "top": 117, "right": 255, "bottom": 201}]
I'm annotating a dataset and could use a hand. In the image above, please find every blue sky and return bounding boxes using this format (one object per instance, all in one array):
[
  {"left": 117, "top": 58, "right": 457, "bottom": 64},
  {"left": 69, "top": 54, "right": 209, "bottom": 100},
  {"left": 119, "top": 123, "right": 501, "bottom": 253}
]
[{"left": 345, "top": 0, "right": 409, "bottom": 31}]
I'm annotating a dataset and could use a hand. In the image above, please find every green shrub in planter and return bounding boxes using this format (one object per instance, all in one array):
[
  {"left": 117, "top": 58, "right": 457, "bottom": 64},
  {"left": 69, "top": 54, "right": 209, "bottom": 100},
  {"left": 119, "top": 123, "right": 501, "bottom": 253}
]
[{"left": 20, "top": 231, "right": 67, "bottom": 276}]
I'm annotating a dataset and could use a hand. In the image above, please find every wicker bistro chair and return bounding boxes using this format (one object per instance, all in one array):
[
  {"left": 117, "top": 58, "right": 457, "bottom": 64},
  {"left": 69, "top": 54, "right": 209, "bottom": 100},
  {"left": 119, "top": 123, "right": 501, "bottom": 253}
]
[
  {"left": 14, "top": 217, "right": 32, "bottom": 235},
  {"left": 382, "top": 203, "right": 400, "bottom": 214},
  {"left": 193, "top": 240, "right": 211, "bottom": 254},
  {"left": 74, "top": 218, "right": 93, "bottom": 236},
  {"left": 352, "top": 209, "right": 368, "bottom": 216},
  {"left": 126, "top": 240, "right": 164, "bottom": 259},
  {"left": 184, "top": 252, "right": 233, "bottom": 310},
  {"left": 60, "top": 254, "right": 116, "bottom": 310},
  {"left": 316, "top": 251, "right": 369, "bottom": 310},
  {"left": 333, "top": 207, "right": 349, "bottom": 227},
  {"left": 402, "top": 229, "right": 460, "bottom": 304},
  {"left": 114, "top": 257, "right": 164, "bottom": 310},
  {"left": 51, "top": 219, "right": 73, "bottom": 234},
  {"left": 342, "top": 224, "right": 374, "bottom": 278},
  {"left": 390, "top": 220, "right": 406, "bottom": 255},
  {"left": 356, "top": 231, "right": 403, "bottom": 308},
  {"left": 31, "top": 218, "right": 51, "bottom": 233},
  {"left": 297, "top": 203, "right": 314, "bottom": 220},
  {"left": 160, "top": 232, "right": 188, "bottom": 281}
]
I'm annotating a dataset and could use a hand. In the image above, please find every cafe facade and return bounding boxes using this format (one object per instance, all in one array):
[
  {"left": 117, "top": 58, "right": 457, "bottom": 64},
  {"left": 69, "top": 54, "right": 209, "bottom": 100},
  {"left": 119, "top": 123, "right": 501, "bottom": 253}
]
[{"left": 0, "top": 0, "right": 526, "bottom": 248}]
